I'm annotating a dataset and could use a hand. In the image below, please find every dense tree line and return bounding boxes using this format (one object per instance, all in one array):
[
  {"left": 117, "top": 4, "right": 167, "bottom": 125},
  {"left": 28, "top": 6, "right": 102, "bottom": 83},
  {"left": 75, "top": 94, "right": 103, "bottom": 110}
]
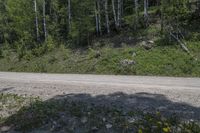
[{"left": 0, "top": 0, "right": 199, "bottom": 49}]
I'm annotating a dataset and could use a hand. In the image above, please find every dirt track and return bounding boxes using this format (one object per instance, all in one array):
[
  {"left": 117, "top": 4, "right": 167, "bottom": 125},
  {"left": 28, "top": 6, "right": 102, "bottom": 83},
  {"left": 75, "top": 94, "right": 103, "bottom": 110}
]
[{"left": 1, "top": 72, "right": 200, "bottom": 120}]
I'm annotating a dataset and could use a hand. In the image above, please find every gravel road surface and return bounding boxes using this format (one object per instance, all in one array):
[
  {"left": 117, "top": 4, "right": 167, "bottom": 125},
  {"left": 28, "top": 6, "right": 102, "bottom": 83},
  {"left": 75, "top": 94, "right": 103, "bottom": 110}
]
[{"left": 0, "top": 72, "right": 200, "bottom": 120}]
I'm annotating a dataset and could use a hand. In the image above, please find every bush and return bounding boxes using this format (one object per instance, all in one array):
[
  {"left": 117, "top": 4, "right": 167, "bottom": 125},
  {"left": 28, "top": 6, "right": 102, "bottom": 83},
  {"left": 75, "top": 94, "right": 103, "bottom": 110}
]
[
  {"left": 32, "top": 45, "right": 47, "bottom": 57},
  {"left": 45, "top": 36, "right": 56, "bottom": 51},
  {"left": 16, "top": 43, "right": 26, "bottom": 61},
  {"left": 23, "top": 51, "right": 34, "bottom": 61},
  {"left": 32, "top": 36, "right": 56, "bottom": 57},
  {"left": 0, "top": 48, "right": 3, "bottom": 58}
]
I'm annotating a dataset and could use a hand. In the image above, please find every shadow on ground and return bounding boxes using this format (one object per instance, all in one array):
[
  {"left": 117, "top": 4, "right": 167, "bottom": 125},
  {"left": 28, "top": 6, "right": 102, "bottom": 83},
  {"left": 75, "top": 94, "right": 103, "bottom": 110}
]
[
  {"left": 0, "top": 87, "right": 14, "bottom": 93},
  {"left": 1, "top": 92, "right": 200, "bottom": 133}
]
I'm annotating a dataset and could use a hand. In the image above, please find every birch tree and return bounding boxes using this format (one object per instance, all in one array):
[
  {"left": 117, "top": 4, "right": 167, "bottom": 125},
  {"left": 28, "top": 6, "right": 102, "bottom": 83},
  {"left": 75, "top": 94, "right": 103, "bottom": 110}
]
[
  {"left": 112, "top": 0, "right": 118, "bottom": 29},
  {"left": 97, "top": 0, "right": 102, "bottom": 35},
  {"left": 34, "top": 0, "right": 39, "bottom": 42},
  {"left": 43, "top": 0, "right": 47, "bottom": 40},
  {"left": 95, "top": 1, "right": 99, "bottom": 35},
  {"left": 117, "top": 0, "right": 121, "bottom": 27},
  {"left": 68, "top": 0, "right": 71, "bottom": 33},
  {"left": 105, "top": 0, "right": 110, "bottom": 34},
  {"left": 134, "top": 0, "right": 139, "bottom": 30},
  {"left": 144, "top": 0, "right": 149, "bottom": 27}
]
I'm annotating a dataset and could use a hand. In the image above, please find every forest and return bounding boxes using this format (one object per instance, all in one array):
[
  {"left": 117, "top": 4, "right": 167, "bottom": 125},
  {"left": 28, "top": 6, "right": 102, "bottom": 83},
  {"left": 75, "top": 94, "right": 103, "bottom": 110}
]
[{"left": 0, "top": 0, "right": 200, "bottom": 76}]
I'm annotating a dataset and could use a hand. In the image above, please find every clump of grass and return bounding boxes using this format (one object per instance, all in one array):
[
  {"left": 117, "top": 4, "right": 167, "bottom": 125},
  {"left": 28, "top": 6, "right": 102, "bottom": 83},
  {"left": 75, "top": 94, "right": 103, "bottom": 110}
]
[{"left": 0, "top": 93, "right": 38, "bottom": 124}]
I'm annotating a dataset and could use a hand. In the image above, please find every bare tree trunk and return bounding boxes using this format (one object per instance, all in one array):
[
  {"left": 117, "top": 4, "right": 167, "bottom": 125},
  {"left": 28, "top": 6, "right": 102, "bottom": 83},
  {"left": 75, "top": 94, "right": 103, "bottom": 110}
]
[
  {"left": 43, "top": 0, "right": 47, "bottom": 40},
  {"left": 34, "top": 0, "right": 39, "bottom": 42},
  {"left": 105, "top": 0, "right": 110, "bottom": 34},
  {"left": 144, "top": 0, "right": 148, "bottom": 27},
  {"left": 68, "top": 0, "right": 71, "bottom": 33},
  {"left": 97, "top": 0, "right": 102, "bottom": 35},
  {"left": 121, "top": 0, "right": 124, "bottom": 16},
  {"left": 95, "top": 1, "right": 99, "bottom": 35},
  {"left": 160, "top": 0, "right": 164, "bottom": 33},
  {"left": 134, "top": 0, "right": 139, "bottom": 30},
  {"left": 112, "top": 0, "right": 118, "bottom": 29},
  {"left": 117, "top": 0, "right": 121, "bottom": 27},
  {"left": 170, "top": 32, "right": 190, "bottom": 54}
]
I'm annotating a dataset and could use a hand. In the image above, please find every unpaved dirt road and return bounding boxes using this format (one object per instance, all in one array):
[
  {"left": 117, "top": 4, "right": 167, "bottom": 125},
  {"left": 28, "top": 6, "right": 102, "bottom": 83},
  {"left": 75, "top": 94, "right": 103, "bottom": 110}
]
[{"left": 1, "top": 72, "right": 200, "bottom": 120}]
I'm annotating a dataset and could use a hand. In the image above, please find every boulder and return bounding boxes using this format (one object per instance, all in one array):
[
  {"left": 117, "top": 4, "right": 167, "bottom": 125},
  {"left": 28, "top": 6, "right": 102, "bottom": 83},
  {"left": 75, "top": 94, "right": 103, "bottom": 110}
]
[{"left": 141, "top": 40, "right": 154, "bottom": 50}]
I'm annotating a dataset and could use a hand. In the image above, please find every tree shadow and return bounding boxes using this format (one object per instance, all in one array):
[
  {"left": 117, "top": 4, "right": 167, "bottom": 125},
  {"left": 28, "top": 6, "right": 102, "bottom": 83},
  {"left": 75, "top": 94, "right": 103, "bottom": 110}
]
[
  {"left": 1, "top": 92, "right": 200, "bottom": 133},
  {"left": 0, "top": 87, "right": 14, "bottom": 93}
]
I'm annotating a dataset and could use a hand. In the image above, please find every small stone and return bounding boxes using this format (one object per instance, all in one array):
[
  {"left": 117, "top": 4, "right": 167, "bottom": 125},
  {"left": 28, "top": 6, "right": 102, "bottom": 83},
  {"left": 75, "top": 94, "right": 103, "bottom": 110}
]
[
  {"left": 141, "top": 41, "right": 153, "bottom": 50},
  {"left": 148, "top": 40, "right": 154, "bottom": 44},
  {"left": 177, "top": 127, "right": 182, "bottom": 132},
  {"left": 81, "top": 117, "right": 88, "bottom": 124},
  {"left": 128, "top": 118, "right": 136, "bottom": 123},
  {"left": 152, "top": 126, "right": 158, "bottom": 129},
  {"left": 94, "top": 51, "right": 101, "bottom": 58},
  {"left": 106, "top": 124, "right": 112, "bottom": 129},
  {"left": 190, "top": 119, "right": 194, "bottom": 122},
  {"left": 102, "top": 117, "right": 106, "bottom": 122},
  {"left": 1, "top": 126, "right": 11, "bottom": 132},
  {"left": 132, "top": 52, "right": 137, "bottom": 57},
  {"left": 92, "top": 126, "right": 98, "bottom": 131},
  {"left": 88, "top": 112, "right": 91, "bottom": 115},
  {"left": 120, "top": 59, "right": 136, "bottom": 67}
]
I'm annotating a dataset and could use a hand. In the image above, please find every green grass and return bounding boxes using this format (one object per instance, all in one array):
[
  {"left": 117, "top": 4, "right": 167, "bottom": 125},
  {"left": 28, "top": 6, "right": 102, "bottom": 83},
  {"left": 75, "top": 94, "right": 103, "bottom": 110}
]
[
  {"left": 0, "top": 40, "right": 200, "bottom": 77},
  {"left": 0, "top": 93, "right": 38, "bottom": 124}
]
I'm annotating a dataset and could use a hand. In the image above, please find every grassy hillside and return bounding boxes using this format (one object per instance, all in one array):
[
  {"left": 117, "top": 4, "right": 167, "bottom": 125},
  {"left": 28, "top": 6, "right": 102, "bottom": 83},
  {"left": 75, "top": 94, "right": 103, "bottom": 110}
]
[{"left": 0, "top": 38, "right": 200, "bottom": 77}]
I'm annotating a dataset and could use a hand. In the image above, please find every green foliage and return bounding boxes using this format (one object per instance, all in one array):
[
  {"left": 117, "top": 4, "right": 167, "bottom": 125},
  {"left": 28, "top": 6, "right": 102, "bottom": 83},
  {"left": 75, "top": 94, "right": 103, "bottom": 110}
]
[
  {"left": 16, "top": 43, "right": 26, "bottom": 60},
  {"left": 0, "top": 0, "right": 198, "bottom": 48},
  {"left": 0, "top": 40, "right": 200, "bottom": 76},
  {"left": 0, "top": 0, "right": 199, "bottom": 77},
  {"left": 44, "top": 36, "right": 56, "bottom": 51},
  {"left": 0, "top": 48, "right": 3, "bottom": 58}
]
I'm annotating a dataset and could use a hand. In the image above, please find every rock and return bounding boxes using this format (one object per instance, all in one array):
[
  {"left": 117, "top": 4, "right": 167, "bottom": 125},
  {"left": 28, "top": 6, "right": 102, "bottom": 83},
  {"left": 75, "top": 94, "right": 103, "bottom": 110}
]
[
  {"left": 190, "top": 119, "right": 194, "bottom": 122},
  {"left": 106, "top": 124, "right": 112, "bottom": 129},
  {"left": 177, "top": 127, "right": 182, "bottom": 132},
  {"left": 120, "top": 59, "right": 136, "bottom": 67},
  {"left": 132, "top": 52, "right": 137, "bottom": 57},
  {"left": 148, "top": 40, "right": 154, "bottom": 44},
  {"left": 81, "top": 117, "right": 88, "bottom": 124},
  {"left": 128, "top": 118, "right": 136, "bottom": 123},
  {"left": 1, "top": 126, "right": 11, "bottom": 132},
  {"left": 87, "top": 112, "right": 91, "bottom": 115},
  {"left": 91, "top": 126, "right": 98, "bottom": 131},
  {"left": 141, "top": 41, "right": 154, "bottom": 50},
  {"left": 152, "top": 126, "right": 158, "bottom": 129},
  {"left": 128, "top": 37, "right": 133, "bottom": 40},
  {"left": 102, "top": 117, "right": 106, "bottom": 122},
  {"left": 94, "top": 51, "right": 101, "bottom": 58}
]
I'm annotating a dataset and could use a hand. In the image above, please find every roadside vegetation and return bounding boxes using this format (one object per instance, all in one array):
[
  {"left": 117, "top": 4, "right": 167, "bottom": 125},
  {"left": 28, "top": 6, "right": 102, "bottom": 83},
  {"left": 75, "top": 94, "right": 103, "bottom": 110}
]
[
  {"left": 1, "top": 93, "right": 200, "bottom": 133},
  {"left": 0, "top": 39, "right": 200, "bottom": 77},
  {"left": 0, "top": 0, "right": 200, "bottom": 76}
]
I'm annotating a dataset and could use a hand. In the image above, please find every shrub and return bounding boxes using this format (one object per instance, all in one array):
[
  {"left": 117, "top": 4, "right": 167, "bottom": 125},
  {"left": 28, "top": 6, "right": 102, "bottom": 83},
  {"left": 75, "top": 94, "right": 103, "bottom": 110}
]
[
  {"left": 45, "top": 36, "right": 56, "bottom": 52},
  {"left": 16, "top": 43, "right": 26, "bottom": 61},
  {"left": 0, "top": 48, "right": 3, "bottom": 58}
]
